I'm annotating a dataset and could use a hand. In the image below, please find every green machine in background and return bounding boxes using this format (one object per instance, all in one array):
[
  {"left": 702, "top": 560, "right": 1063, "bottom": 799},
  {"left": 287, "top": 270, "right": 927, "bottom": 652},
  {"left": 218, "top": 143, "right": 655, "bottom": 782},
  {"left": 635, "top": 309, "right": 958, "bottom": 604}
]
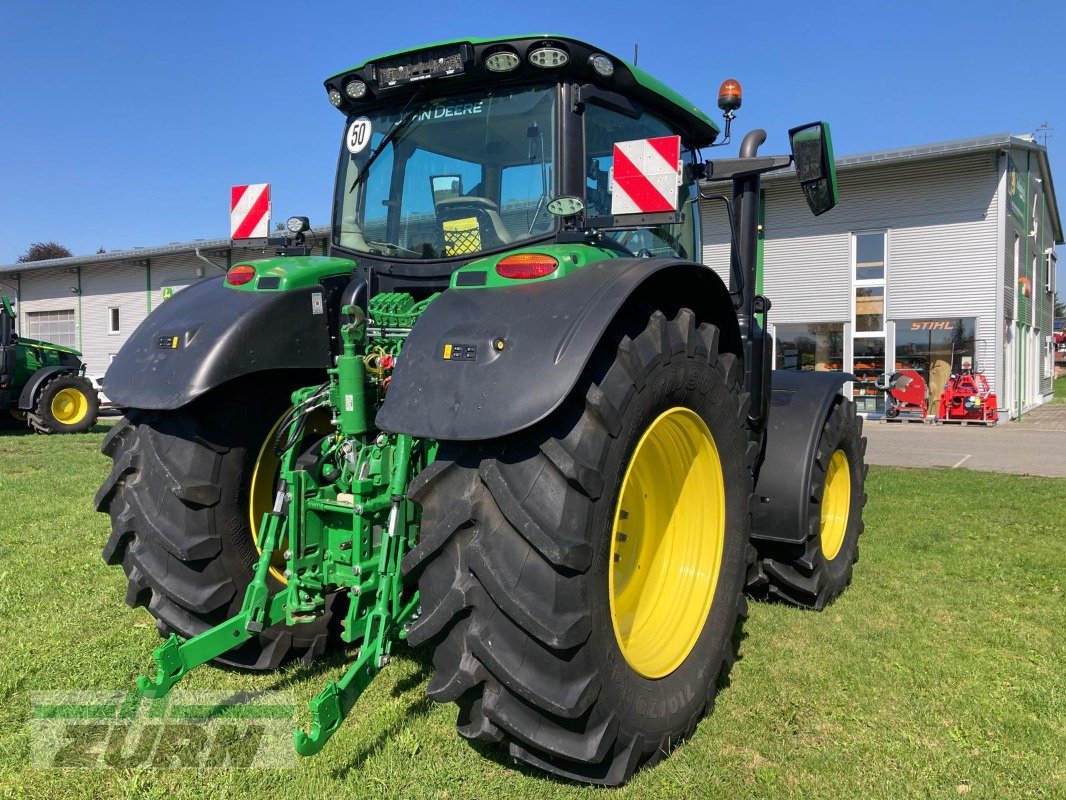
[
  {"left": 97, "top": 36, "right": 866, "bottom": 785},
  {"left": 0, "top": 295, "right": 99, "bottom": 433}
]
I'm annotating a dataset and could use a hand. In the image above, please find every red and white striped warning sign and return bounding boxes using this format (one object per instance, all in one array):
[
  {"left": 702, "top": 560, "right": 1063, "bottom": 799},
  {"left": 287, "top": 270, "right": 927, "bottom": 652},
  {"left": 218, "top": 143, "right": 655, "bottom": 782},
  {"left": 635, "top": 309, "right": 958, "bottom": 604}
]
[
  {"left": 610, "top": 136, "right": 682, "bottom": 215},
  {"left": 230, "top": 183, "right": 271, "bottom": 239}
]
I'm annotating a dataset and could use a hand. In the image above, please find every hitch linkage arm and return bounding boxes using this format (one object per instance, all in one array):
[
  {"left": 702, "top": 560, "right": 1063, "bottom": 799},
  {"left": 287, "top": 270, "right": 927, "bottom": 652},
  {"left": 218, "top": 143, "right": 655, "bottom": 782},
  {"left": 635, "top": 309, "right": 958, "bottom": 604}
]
[{"left": 136, "top": 490, "right": 290, "bottom": 698}]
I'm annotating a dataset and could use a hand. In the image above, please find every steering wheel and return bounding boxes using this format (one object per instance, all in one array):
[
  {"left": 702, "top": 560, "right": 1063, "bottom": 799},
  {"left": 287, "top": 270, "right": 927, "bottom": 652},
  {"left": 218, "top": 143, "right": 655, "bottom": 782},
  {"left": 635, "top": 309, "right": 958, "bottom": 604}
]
[
  {"left": 615, "top": 229, "right": 655, "bottom": 257},
  {"left": 435, "top": 195, "right": 502, "bottom": 214}
]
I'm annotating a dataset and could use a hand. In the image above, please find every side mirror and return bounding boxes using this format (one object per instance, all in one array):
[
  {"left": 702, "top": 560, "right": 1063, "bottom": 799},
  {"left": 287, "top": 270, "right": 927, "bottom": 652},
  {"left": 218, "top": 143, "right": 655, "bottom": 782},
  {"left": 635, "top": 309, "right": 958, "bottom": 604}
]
[
  {"left": 789, "top": 122, "right": 838, "bottom": 216},
  {"left": 430, "top": 174, "right": 463, "bottom": 204}
]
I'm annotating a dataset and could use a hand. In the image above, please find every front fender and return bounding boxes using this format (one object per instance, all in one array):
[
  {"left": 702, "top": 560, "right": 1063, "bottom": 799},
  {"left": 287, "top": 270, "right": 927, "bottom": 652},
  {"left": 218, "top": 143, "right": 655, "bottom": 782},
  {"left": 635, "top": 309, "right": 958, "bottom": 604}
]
[
  {"left": 376, "top": 258, "right": 739, "bottom": 441},
  {"left": 751, "top": 370, "right": 852, "bottom": 544},
  {"left": 103, "top": 277, "right": 333, "bottom": 410}
]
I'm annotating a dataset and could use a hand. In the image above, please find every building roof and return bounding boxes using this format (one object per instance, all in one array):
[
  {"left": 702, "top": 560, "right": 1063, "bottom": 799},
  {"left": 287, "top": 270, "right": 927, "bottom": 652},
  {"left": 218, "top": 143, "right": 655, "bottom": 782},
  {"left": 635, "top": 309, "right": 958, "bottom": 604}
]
[
  {"left": 0, "top": 234, "right": 234, "bottom": 277},
  {"left": 1, "top": 133, "right": 1061, "bottom": 277},
  {"left": 758, "top": 132, "right": 1063, "bottom": 243},
  {"left": 0, "top": 229, "right": 330, "bottom": 278}
]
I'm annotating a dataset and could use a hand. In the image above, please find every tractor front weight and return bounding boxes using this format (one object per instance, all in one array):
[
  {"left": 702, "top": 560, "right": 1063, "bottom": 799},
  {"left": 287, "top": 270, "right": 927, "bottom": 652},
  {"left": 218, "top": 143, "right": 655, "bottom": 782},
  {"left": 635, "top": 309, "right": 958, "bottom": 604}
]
[{"left": 136, "top": 302, "right": 427, "bottom": 757}]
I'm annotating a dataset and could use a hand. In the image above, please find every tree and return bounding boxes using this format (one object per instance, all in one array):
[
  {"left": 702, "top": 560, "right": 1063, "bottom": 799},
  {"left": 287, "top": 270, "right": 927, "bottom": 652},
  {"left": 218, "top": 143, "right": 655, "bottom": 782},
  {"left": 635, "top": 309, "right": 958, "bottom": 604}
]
[
  {"left": 17, "top": 241, "right": 73, "bottom": 262},
  {"left": 1055, "top": 292, "right": 1065, "bottom": 319}
]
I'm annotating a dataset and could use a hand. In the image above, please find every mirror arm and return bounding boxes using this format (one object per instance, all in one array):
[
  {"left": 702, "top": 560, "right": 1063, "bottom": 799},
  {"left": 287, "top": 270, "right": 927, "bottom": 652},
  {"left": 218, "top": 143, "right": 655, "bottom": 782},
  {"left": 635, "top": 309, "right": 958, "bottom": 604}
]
[{"left": 702, "top": 155, "right": 791, "bottom": 181}]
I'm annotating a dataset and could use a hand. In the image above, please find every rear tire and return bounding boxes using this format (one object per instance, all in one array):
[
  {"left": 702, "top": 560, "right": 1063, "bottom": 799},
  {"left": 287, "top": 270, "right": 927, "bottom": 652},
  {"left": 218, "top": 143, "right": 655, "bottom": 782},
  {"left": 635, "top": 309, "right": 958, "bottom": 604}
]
[
  {"left": 95, "top": 385, "right": 344, "bottom": 670},
  {"left": 753, "top": 397, "right": 867, "bottom": 609},
  {"left": 404, "top": 308, "right": 755, "bottom": 785},
  {"left": 30, "top": 373, "right": 99, "bottom": 433}
]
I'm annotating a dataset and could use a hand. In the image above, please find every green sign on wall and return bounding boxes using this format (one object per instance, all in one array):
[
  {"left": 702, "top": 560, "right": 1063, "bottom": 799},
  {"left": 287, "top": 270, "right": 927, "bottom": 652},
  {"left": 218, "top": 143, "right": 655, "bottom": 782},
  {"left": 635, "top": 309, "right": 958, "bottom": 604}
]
[{"left": 1007, "top": 155, "right": 1028, "bottom": 222}]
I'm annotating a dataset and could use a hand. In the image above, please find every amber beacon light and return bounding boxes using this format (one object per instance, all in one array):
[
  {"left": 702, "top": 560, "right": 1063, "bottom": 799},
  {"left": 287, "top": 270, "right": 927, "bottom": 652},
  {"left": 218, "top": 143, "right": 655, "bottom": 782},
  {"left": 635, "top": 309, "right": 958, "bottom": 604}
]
[{"left": 717, "top": 78, "right": 742, "bottom": 112}]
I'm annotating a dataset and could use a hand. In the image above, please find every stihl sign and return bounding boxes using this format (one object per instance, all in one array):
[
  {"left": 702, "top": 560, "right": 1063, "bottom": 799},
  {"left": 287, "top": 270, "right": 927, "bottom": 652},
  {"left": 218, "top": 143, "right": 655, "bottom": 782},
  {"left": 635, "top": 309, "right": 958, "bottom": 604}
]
[
  {"left": 230, "top": 183, "right": 271, "bottom": 239},
  {"left": 610, "top": 136, "right": 682, "bottom": 215}
]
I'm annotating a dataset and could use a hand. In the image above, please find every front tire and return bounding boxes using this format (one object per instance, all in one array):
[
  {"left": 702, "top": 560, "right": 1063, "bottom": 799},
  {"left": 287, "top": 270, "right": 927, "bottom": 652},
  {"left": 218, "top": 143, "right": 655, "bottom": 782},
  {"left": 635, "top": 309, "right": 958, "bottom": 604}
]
[
  {"left": 404, "top": 308, "right": 754, "bottom": 785},
  {"left": 95, "top": 385, "right": 344, "bottom": 670},
  {"left": 30, "top": 373, "right": 99, "bottom": 433},
  {"left": 754, "top": 397, "right": 867, "bottom": 609}
]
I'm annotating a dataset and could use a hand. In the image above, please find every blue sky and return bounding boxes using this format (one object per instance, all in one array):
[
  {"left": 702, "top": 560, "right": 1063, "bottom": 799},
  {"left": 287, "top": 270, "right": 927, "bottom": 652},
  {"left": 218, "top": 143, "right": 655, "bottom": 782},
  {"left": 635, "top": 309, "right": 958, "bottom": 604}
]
[{"left": 1, "top": 0, "right": 1064, "bottom": 293}]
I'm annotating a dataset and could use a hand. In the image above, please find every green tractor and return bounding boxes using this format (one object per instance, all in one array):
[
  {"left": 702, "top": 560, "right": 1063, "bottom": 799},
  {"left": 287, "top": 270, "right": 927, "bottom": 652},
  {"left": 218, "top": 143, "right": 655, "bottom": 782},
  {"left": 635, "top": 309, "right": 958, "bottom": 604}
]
[
  {"left": 96, "top": 35, "right": 865, "bottom": 785},
  {"left": 0, "top": 295, "right": 100, "bottom": 433}
]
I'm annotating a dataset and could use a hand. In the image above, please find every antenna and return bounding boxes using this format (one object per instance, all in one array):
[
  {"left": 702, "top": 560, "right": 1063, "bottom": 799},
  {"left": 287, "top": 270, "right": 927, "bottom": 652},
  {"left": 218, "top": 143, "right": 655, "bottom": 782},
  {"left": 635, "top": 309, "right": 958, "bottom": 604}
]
[
  {"left": 1034, "top": 122, "right": 1052, "bottom": 147},
  {"left": 633, "top": 43, "right": 638, "bottom": 66}
]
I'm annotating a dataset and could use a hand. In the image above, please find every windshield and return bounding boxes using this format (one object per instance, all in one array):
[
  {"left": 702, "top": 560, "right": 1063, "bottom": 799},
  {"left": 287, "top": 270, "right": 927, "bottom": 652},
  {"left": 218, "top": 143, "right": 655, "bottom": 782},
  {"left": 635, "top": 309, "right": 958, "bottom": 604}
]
[{"left": 333, "top": 84, "right": 557, "bottom": 260}]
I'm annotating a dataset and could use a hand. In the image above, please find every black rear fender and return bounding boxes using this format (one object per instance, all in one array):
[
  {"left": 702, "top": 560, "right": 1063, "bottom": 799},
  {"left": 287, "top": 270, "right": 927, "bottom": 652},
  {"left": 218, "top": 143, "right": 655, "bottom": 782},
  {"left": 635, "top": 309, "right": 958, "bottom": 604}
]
[
  {"left": 103, "top": 277, "right": 333, "bottom": 410},
  {"left": 751, "top": 370, "right": 852, "bottom": 544},
  {"left": 376, "top": 258, "right": 740, "bottom": 441}
]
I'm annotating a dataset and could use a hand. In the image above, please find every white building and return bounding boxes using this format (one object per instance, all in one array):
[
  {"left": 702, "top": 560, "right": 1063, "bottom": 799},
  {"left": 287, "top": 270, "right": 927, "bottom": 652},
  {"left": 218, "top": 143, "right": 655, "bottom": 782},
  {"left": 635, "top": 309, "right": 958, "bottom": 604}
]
[
  {"left": 0, "top": 236, "right": 329, "bottom": 381},
  {"left": 701, "top": 132, "right": 1061, "bottom": 419},
  {"left": 1, "top": 133, "right": 1060, "bottom": 419}
]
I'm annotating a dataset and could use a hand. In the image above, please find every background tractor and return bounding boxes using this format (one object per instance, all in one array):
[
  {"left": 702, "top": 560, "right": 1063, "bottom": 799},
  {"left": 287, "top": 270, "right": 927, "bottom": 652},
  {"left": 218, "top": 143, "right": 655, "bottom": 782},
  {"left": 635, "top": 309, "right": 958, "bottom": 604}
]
[
  {"left": 0, "top": 295, "right": 100, "bottom": 433},
  {"left": 96, "top": 35, "right": 867, "bottom": 786}
]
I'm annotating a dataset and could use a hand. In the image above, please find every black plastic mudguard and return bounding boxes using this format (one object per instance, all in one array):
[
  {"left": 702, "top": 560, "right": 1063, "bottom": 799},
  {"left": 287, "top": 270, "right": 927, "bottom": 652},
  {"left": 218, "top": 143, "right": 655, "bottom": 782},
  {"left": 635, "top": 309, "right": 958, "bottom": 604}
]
[
  {"left": 17, "top": 366, "right": 79, "bottom": 410},
  {"left": 751, "top": 370, "right": 852, "bottom": 544},
  {"left": 103, "top": 277, "right": 332, "bottom": 410},
  {"left": 376, "top": 258, "right": 738, "bottom": 441}
]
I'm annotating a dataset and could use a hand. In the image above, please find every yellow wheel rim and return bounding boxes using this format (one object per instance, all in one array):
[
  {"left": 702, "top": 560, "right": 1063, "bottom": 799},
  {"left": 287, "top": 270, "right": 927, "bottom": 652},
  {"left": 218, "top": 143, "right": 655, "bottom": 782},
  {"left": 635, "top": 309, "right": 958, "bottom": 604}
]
[
  {"left": 819, "top": 449, "right": 851, "bottom": 561},
  {"left": 51, "top": 388, "right": 89, "bottom": 425},
  {"left": 249, "top": 408, "right": 331, "bottom": 584},
  {"left": 609, "top": 407, "right": 726, "bottom": 679}
]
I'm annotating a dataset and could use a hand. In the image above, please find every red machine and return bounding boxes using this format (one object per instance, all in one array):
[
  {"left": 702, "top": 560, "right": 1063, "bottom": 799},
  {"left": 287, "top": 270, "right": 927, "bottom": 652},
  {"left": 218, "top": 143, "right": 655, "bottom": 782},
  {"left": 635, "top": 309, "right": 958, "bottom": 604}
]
[
  {"left": 937, "top": 367, "right": 998, "bottom": 424},
  {"left": 879, "top": 369, "right": 929, "bottom": 419}
]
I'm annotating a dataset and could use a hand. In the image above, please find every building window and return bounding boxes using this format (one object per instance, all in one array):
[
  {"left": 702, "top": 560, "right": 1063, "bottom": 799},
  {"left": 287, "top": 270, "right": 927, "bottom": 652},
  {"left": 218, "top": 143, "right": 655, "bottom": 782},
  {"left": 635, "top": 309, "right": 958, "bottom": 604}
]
[
  {"left": 852, "top": 231, "right": 887, "bottom": 413},
  {"left": 774, "top": 323, "right": 845, "bottom": 372},
  {"left": 854, "top": 232, "right": 885, "bottom": 280},
  {"left": 894, "top": 318, "right": 978, "bottom": 394},
  {"left": 855, "top": 286, "right": 885, "bottom": 332},
  {"left": 26, "top": 309, "right": 76, "bottom": 348},
  {"left": 108, "top": 307, "right": 120, "bottom": 334}
]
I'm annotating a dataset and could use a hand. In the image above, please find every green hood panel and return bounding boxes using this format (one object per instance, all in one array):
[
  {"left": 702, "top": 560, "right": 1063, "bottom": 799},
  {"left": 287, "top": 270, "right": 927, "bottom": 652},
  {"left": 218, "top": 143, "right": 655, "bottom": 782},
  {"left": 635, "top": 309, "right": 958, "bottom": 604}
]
[{"left": 225, "top": 256, "right": 357, "bottom": 292}]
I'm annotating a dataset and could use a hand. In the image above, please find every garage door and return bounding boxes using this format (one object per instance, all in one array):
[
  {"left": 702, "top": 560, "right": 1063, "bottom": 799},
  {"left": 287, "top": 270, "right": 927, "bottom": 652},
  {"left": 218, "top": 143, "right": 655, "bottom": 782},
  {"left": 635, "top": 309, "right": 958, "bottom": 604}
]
[{"left": 26, "top": 309, "right": 76, "bottom": 348}]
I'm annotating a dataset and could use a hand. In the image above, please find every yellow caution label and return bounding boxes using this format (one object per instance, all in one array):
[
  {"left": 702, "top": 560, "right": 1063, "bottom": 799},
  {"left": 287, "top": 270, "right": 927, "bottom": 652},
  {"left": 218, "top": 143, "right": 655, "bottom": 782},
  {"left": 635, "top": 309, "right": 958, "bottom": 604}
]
[
  {"left": 171, "top": 336, "right": 179, "bottom": 349},
  {"left": 443, "top": 343, "right": 453, "bottom": 359}
]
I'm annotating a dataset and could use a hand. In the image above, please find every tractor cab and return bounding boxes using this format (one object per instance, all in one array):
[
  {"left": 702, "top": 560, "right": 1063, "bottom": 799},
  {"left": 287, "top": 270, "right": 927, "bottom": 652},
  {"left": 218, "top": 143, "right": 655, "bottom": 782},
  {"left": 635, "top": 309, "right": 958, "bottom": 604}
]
[{"left": 324, "top": 36, "right": 720, "bottom": 291}]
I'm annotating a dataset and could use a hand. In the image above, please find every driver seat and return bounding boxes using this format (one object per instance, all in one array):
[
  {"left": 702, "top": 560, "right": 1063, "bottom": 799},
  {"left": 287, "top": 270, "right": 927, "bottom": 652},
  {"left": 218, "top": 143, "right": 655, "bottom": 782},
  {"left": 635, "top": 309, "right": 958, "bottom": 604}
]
[{"left": 436, "top": 196, "right": 513, "bottom": 256}]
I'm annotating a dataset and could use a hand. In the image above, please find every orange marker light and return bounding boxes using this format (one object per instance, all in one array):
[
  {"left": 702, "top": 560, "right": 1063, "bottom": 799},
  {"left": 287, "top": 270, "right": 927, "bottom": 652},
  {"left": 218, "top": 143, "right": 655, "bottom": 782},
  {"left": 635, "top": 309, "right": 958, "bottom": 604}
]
[
  {"left": 717, "top": 78, "right": 742, "bottom": 113},
  {"left": 495, "top": 253, "right": 559, "bottom": 280},
  {"left": 226, "top": 264, "right": 257, "bottom": 286}
]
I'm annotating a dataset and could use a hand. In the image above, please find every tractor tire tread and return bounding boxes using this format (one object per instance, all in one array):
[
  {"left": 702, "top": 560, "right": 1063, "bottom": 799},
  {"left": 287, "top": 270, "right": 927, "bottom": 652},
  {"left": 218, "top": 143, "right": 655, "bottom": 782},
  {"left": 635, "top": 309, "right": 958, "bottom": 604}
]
[{"left": 411, "top": 307, "right": 752, "bottom": 785}]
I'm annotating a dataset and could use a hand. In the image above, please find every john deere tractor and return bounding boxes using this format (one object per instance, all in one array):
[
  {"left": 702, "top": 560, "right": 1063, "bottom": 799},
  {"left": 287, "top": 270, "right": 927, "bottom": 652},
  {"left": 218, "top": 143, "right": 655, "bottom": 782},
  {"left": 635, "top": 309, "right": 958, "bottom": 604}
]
[
  {"left": 96, "top": 35, "right": 866, "bottom": 785},
  {"left": 0, "top": 295, "right": 99, "bottom": 433}
]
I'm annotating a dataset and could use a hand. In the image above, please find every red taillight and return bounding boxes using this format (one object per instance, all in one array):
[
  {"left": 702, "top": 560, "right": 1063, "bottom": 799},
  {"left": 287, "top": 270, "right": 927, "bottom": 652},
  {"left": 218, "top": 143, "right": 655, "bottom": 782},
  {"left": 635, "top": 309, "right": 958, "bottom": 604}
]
[
  {"left": 495, "top": 253, "right": 559, "bottom": 280},
  {"left": 226, "top": 264, "right": 256, "bottom": 286}
]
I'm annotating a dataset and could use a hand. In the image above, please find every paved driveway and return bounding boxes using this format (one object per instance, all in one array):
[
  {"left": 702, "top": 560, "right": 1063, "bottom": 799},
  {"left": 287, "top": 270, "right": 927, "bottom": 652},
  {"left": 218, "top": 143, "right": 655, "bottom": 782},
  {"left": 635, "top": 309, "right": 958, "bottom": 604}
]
[{"left": 863, "top": 403, "right": 1066, "bottom": 478}]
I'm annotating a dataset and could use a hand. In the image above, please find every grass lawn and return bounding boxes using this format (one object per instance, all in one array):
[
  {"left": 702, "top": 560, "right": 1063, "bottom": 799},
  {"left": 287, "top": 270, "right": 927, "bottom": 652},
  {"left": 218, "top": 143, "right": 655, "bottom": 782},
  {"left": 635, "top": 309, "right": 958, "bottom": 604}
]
[
  {"left": 1054, "top": 376, "right": 1066, "bottom": 404},
  {"left": 0, "top": 423, "right": 1063, "bottom": 799}
]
